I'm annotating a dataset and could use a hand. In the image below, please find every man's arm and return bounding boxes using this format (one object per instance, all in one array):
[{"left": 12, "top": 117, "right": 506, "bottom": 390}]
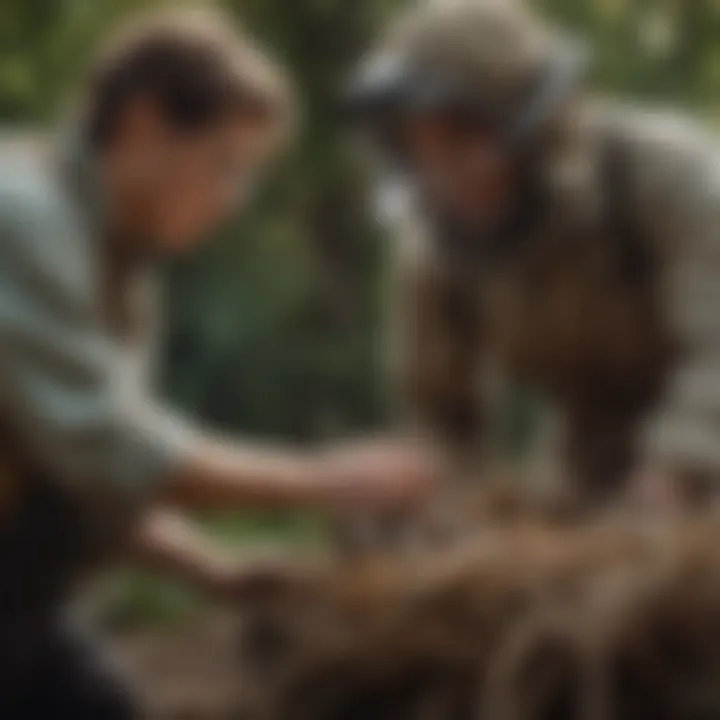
[
  {"left": 126, "top": 509, "right": 237, "bottom": 592},
  {"left": 161, "top": 432, "right": 434, "bottom": 513},
  {"left": 620, "top": 113, "right": 720, "bottom": 502},
  {"left": 126, "top": 508, "right": 327, "bottom": 601},
  {"left": 554, "top": 113, "right": 720, "bottom": 507},
  {"left": 0, "top": 184, "right": 435, "bottom": 527}
]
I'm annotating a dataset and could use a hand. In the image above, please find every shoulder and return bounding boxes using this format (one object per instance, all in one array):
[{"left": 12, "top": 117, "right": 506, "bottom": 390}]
[
  {"left": 602, "top": 102, "right": 716, "bottom": 179},
  {"left": 0, "top": 133, "right": 94, "bottom": 303},
  {"left": 0, "top": 133, "right": 71, "bottom": 230},
  {"left": 591, "top": 101, "right": 720, "bottom": 252},
  {"left": 596, "top": 102, "right": 717, "bottom": 198},
  {"left": 0, "top": 133, "right": 89, "bottom": 258}
]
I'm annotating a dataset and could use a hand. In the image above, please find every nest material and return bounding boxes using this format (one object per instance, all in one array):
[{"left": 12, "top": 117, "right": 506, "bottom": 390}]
[{"left": 234, "top": 487, "right": 720, "bottom": 720}]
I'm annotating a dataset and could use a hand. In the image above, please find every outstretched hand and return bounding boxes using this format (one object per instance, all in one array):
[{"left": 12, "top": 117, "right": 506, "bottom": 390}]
[
  {"left": 202, "top": 551, "right": 329, "bottom": 604},
  {"left": 312, "top": 438, "right": 442, "bottom": 515}
]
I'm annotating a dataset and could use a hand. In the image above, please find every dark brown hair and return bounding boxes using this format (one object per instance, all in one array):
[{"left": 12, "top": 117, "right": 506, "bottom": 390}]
[{"left": 85, "top": 7, "right": 292, "bottom": 146}]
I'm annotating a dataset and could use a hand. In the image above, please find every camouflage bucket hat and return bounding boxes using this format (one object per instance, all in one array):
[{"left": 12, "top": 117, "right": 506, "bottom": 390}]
[{"left": 345, "top": 0, "right": 588, "bottom": 144}]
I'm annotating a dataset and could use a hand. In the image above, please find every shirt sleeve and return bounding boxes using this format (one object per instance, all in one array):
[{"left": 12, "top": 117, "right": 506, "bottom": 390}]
[
  {"left": 0, "top": 181, "right": 195, "bottom": 518},
  {"left": 637, "top": 116, "right": 720, "bottom": 479}
]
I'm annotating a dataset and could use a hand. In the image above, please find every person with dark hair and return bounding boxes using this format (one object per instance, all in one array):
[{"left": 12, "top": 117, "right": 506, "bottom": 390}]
[{"left": 0, "top": 8, "right": 437, "bottom": 717}]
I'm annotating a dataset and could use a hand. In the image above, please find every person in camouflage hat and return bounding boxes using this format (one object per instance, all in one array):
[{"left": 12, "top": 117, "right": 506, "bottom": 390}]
[{"left": 347, "top": 0, "right": 720, "bottom": 509}]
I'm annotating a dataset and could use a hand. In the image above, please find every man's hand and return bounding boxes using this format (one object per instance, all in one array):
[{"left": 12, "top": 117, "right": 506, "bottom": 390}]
[
  {"left": 199, "top": 552, "right": 328, "bottom": 604},
  {"left": 628, "top": 467, "right": 712, "bottom": 514},
  {"left": 311, "top": 439, "right": 440, "bottom": 515},
  {"left": 128, "top": 510, "right": 326, "bottom": 603}
]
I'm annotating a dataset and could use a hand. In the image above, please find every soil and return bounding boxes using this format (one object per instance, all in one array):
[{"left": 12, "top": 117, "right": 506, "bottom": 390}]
[{"left": 118, "top": 615, "right": 245, "bottom": 720}]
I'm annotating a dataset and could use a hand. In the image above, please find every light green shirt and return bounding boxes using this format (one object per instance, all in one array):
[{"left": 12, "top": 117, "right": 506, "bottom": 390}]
[{"left": 0, "top": 131, "right": 193, "bottom": 535}]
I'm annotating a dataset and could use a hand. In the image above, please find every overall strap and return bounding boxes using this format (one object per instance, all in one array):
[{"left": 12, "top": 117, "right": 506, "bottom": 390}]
[{"left": 601, "top": 132, "right": 657, "bottom": 284}]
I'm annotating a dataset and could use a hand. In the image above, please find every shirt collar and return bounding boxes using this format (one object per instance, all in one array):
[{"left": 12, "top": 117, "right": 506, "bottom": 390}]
[
  {"left": 56, "top": 123, "right": 163, "bottom": 268},
  {"left": 56, "top": 122, "right": 109, "bottom": 237}
]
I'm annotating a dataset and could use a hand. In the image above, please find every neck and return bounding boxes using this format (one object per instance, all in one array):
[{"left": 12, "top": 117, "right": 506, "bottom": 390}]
[
  {"left": 429, "top": 173, "right": 545, "bottom": 267},
  {"left": 97, "top": 145, "right": 155, "bottom": 253}
]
